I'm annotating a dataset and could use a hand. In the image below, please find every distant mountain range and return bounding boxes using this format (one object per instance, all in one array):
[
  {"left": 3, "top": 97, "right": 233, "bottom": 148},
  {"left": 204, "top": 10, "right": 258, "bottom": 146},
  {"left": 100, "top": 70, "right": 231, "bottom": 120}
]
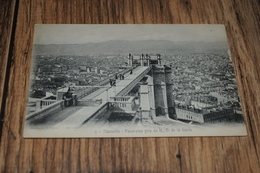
[{"left": 33, "top": 40, "right": 228, "bottom": 56}]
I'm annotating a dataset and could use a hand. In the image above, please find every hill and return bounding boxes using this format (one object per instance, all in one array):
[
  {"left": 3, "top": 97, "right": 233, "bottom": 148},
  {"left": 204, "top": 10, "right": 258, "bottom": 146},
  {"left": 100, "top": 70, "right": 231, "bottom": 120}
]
[{"left": 33, "top": 40, "right": 228, "bottom": 56}]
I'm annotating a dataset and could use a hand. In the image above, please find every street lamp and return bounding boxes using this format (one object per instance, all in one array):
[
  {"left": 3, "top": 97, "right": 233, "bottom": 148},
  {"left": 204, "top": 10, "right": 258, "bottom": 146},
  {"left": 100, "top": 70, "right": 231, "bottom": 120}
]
[
  {"left": 145, "top": 54, "right": 150, "bottom": 66},
  {"left": 128, "top": 53, "right": 132, "bottom": 66},
  {"left": 157, "top": 54, "right": 162, "bottom": 65}
]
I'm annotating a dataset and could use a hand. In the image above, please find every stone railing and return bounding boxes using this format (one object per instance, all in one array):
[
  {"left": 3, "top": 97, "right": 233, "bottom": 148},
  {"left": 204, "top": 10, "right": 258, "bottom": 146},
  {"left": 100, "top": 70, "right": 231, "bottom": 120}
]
[
  {"left": 41, "top": 100, "right": 57, "bottom": 107},
  {"left": 82, "top": 102, "right": 109, "bottom": 124},
  {"left": 77, "top": 99, "right": 103, "bottom": 106},
  {"left": 26, "top": 100, "right": 64, "bottom": 122},
  {"left": 35, "top": 96, "right": 57, "bottom": 110},
  {"left": 109, "top": 96, "right": 136, "bottom": 112}
]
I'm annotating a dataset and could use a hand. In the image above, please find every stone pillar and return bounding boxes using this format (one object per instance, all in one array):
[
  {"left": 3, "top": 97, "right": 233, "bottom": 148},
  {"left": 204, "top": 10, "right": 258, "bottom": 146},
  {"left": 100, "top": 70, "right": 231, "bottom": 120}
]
[
  {"left": 72, "top": 94, "right": 77, "bottom": 106},
  {"left": 57, "top": 91, "right": 65, "bottom": 101},
  {"left": 161, "top": 83, "right": 169, "bottom": 115},
  {"left": 147, "top": 83, "right": 155, "bottom": 116},
  {"left": 139, "top": 84, "right": 152, "bottom": 120},
  {"left": 56, "top": 87, "right": 69, "bottom": 101},
  {"left": 36, "top": 100, "right": 42, "bottom": 110},
  {"left": 139, "top": 84, "right": 150, "bottom": 111}
]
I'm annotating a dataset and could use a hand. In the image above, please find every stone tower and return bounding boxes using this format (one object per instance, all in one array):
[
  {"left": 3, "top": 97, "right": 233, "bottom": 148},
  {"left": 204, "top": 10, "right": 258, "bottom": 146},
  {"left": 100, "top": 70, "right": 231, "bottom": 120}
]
[
  {"left": 151, "top": 64, "right": 174, "bottom": 117},
  {"left": 136, "top": 54, "right": 174, "bottom": 118},
  {"left": 152, "top": 65, "right": 169, "bottom": 116},
  {"left": 164, "top": 65, "right": 175, "bottom": 119}
]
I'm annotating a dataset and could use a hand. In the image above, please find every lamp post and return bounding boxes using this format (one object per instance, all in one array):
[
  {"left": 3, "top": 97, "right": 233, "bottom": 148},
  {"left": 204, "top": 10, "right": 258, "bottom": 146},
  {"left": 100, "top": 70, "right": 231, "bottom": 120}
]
[
  {"left": 157, "top": 54, "right": 162, "bottom": 65},
  {"left": 113, "top": 84, "right": 117, "bottom": 96},
  {"left": 106, "top": 88, "right": 109, "bottom": 102},
  {"left": 141, "top": 54, "right": 144, "bottom": 66},
  {"left": 145, "top": 54, "right": 150, "bottom": 66},
  {"left": 128, "top": 53, "right": 132, "bottom": 66}
]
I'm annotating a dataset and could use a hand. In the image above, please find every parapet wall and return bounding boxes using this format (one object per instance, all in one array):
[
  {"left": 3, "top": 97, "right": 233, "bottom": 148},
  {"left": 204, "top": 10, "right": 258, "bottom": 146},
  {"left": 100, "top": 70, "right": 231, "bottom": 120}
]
[
  {"left": 82, "top": 102, "right": 110, "bottom": 124},
  {"left": 77, "top": 99, "right": 103, "bottom": 106},
  {"left": 26, "top": 100, "right": 64, "bottom": 122}
]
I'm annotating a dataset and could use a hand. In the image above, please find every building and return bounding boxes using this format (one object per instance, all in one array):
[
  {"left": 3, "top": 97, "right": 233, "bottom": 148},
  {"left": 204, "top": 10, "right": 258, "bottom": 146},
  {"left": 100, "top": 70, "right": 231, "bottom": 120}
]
[
  {"left": 128, "top": 53, "right": 174, "bottom": 118},
  {"left": 175, "top": 104, "right": 235, "bottom": 123}
]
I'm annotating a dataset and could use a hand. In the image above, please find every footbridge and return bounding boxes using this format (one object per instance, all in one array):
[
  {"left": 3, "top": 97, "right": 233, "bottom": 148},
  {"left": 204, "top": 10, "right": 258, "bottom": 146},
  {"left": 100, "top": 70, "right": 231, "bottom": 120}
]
[{"left": 26, "top": 65, "right": 152, "bottom": 127}]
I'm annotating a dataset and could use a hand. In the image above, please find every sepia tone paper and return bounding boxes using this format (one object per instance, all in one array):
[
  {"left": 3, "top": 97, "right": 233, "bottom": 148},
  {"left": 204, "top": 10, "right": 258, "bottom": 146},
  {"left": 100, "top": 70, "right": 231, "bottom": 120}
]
[{"left": 23, "top": 24, "right": 247, "bottom": 138}]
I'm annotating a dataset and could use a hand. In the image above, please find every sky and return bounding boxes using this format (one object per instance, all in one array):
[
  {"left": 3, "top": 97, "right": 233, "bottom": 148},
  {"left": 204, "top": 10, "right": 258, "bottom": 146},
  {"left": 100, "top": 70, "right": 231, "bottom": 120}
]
[{"left": 34, "top": 24, "right": 228, "bottom": 44}]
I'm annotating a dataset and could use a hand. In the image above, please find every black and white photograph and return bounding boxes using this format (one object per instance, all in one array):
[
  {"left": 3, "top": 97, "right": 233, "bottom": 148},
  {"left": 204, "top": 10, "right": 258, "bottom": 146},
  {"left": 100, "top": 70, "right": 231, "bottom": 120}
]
[{"left": 23, "top": 24, "right": 247, "bottom": 138}]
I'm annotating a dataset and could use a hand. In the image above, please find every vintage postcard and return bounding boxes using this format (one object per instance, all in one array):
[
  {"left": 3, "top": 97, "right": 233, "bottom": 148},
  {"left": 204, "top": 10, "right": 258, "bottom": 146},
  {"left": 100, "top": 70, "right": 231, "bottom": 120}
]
[{"left": 23, "top": 24, "right": 247, "bottom": 138}]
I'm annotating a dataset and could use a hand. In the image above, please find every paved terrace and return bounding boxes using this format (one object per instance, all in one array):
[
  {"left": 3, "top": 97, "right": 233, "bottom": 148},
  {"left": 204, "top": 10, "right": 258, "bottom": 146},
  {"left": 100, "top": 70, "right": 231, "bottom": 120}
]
[{"left": 52, "top": 66, "right": 150, "bottom": 128}]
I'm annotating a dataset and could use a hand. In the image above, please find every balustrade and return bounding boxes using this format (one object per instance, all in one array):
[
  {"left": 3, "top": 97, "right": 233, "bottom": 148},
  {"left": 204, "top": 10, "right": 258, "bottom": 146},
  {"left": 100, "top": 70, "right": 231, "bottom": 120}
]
[
  {"left": 41, "top": 100, "right": 56, "bottom": 106},
  {"left": 109, "top": 96, "right": 136, "bottom": 111}
]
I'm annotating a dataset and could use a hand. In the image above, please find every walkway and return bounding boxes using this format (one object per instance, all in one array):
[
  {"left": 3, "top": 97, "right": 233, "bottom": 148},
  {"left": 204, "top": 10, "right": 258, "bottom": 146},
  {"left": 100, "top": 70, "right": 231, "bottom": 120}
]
[
  {"left": 80, "top": 66, "right": 140, "bottom": 100},
  {"left": 51, "top": 66, "right": 150, "bottom": 128},
  {"left": 80, "top": 66, "right": 149, "bottom": 101}
]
